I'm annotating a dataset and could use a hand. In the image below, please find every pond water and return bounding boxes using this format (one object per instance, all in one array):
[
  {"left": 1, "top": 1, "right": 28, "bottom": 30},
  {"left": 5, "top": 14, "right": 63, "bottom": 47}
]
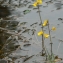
[
  {"left": 10, "top": 0, "right": 63, "bottom": 63},
  {"left": 2, "top": 0, "right": 63, "bottom": 63}
]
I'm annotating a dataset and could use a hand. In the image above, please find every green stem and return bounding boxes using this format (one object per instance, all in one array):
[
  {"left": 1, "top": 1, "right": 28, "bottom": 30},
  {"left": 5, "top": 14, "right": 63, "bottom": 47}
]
[
  {"left": 48, "top": 21, "right": 53, "bottom": 60},
  {"left": 37, "top": 5, "right": 45, "bottom": 54}
]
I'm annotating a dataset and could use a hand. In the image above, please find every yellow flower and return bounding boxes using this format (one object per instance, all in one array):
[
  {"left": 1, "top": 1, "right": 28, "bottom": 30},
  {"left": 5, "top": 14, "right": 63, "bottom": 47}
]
[
  {"left": 32, "top": 2, "right": 38, "bottom": 7},
  {"left": 32, "top": 0, "right": 42, "bottom": 7},
  {"left": 38, "top": 30, "right": 43, "bottom": 36},
  {"left": 37, "top": 0, "right": 42, "bottom": 4},
  {"left": 52, "top": 26, "right": 56, "bottom": 31},
  {"left": 42, "top": 20, "right": 48, "bottom": 26},
  {"left": 44, "top": 33, "right": 49, "bottom": 38}
]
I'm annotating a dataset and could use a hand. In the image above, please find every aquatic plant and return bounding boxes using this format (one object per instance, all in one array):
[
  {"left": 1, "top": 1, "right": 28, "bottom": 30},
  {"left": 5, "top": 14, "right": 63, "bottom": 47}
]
[
  {"left": 0, "top": 0, "right": 63, "bottom": 63},
  {"left": 32, "top": 0, "right": 45, "bottom": 55},
  {"left": 32, "top": 0, "right": 42, "bottom": 7},
  {"left": 45, "top": 47, "right": 55, "bottom": 63},
  {"left": 32, "top": 0, "right": 57, "bottom": 62}
]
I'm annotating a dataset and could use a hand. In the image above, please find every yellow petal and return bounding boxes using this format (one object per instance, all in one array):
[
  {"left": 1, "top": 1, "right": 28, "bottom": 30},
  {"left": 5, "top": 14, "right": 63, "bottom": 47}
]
[
  {"left": 38, "top": 30, "right": 43, "bottom": 36},
  {"left": 42, "top": 20, "right": 48, "bottom": 26},
  {"left": 32, "top": 2, "right": 38, "bottom": 7},
  {"left": 52, "top": 26, "right": 56, "bottom": 31},
  {"left": 37, "top": 0, "right": 42, "bottom": 4},
  {"left": 44, "top": 33, "right": 49, "bottom": 38},
  {"left": 39, "top": 1, "right": 42, "bottom": 4}
]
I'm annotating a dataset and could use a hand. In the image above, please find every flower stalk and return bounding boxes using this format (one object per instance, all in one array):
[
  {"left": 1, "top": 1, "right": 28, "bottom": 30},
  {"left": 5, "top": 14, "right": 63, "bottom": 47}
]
[
  {"left": 37, "top": 5, "right": 45, "bottom": 55},
  {"left": 48, "top": 21, "right": 53, "bottom": 60}
]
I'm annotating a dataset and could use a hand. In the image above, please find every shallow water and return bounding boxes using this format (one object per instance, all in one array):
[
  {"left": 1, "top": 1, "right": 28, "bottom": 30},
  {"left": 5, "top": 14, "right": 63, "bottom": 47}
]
[
  {"left": 10, "top": 1, "right": 63, "bottom": 63},
  {"left": 2, "top": 0, "right": 63, "bottom": 63}
]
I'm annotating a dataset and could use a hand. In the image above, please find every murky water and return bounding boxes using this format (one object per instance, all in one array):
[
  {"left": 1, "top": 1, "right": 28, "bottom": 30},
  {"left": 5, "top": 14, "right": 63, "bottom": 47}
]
[
  {"left": 1, "top": 0, "right": 63, "bottom": 63},
  {"left": 10, "top": 0, "right": 63, "bottom": 63}
]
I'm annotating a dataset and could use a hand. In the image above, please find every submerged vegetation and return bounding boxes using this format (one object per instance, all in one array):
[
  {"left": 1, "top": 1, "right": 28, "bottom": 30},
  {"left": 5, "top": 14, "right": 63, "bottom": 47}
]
[{"left": 0, "top": 0, "right": 63, "bottom": 63}]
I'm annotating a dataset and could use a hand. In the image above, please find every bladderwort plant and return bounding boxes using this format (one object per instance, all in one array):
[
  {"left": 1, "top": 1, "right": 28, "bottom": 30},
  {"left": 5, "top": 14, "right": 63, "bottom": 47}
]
[
  {"left": 40, "top": 20, "right": 56, "bottom": 63},
  {"left": 45, "top": 47, "right": 55, "bottom": 63},
  {"left": 32, "top": 0, "right": 58, "bottom": 63},
  {"left": 32, "top": 0, "right": 45, "bottom": 56}
]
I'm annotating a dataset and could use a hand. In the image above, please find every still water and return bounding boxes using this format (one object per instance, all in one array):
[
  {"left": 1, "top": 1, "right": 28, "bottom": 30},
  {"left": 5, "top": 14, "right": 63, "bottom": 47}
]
[{"left": 6, "top": 0, "right": 63, "bottom": 63}]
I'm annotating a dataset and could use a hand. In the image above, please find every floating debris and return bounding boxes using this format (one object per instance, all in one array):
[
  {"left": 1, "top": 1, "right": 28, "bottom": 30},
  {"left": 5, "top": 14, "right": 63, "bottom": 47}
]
[
  {"left": 45, "top": 0, "right": 53, "bottom": 4},
  {"left": 36, "top": 11, "right": 41, "bottom": 13},
  {"left": 22, "top": 27, "right": 27, "bottom": 29},
  {"left": 30, "top": 24, "right": 34, "bottom": 26},
  {"left": 14, "top": 45, "right": 20, "bottom": 49},
  {"left": 23, "top": 40, "right": 29, "bottom": 43},
  {"left": 22, "top": 29, "right": 30, "bottom": 33},
  {"left": 58, "top": 39, "right": 63, "bottom": 42},
  {"left": 56, "top": 7, "right": 61, "bottom": 10},
  {"left": 33, "top": 8, "right": 38, "bottom": 10},
  {"left": 29, "top": 38, "right": 32, "bottom": 40},
  {"left": 28, "top": 5, "right": 33, "bottom": 8},
  {"left": 24, "top": 0, "right": 28, "bottom": 3},
  {"left": 30, "top": 22, "right": 38, "bottom": 26},
  {"left": 52, "top": 36, "right": 55, "bottom": 38},
  {"left": 23, "top": 10, "right": 31, "bottom": 14},
  {"left": 58, "top": 18, "right": 63, "bottom": 20},
  {"left": 54, "top": 1, "right": 62, "bottom": 9},
  {"left": 34, "top": 22, "right": 38, "bottom": 24},
  {"left": 18, "top": 22, "right": 27, "bottom": 26},
  {"left": 32, "top": 0, "right": 35, "bottom": 1},
  {"left": 39, "top": 23, "right": 42, "bottom": 25},
  {"left": 31, "top": 29, "right": 36, "bottom": 35},
  {"left": 54, "top": 56, "right": 62, "bottom": 62},
  {"left": 23, "top": 44, "right": 31, "bottom": 47},
  {"left": 19, "top": 3, "right": 26, "bottom": 7},
  {"left": 23, "top": 55, "right": 34, "bottom": 62}
]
